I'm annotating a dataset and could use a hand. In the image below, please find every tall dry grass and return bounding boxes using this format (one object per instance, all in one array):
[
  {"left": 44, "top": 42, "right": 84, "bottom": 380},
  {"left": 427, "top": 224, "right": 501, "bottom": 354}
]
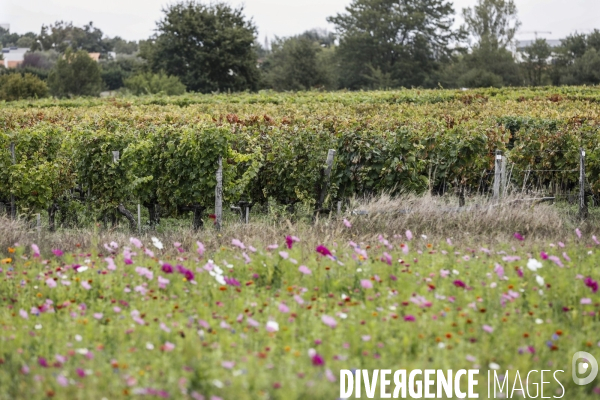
[{"left": 0, "top": 193, "right": 589, "bottom": 254}]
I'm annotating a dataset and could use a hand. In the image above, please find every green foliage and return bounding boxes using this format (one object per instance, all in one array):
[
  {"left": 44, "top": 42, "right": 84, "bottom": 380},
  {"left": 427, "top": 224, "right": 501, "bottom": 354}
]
[
  {"left": 124, "top": 72, "right": 186, "bottom": 95},
  {"left": 462, "top": 0, "right": 521, "bottom": 48},
  {"left": 0, "top": 73, "right": 49, "bottom": 101},
  {"left": 143, "top": 1, "right": 260, "bottom": 93},
  {"left": 36, "top": 21, "right": 110, "bottom": 53},
  {"left": 522, "top": 39, "right": 552, "bottom": 86},
  {"left": 328, "top": 0, "right": 463, "bottom": 89},
  {"left": 261, "top": 36, "right": 330, "bottom": 91},
  {"left": 47, "top": 49, "right": 103, "bottom": 97},
  {"left": 100, "top": 55, "right": 146, "bottom": 91}
]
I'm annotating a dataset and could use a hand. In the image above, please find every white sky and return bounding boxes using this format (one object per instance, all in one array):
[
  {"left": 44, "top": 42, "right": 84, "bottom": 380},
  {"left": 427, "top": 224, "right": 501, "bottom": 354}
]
[{"left": 2, "top": 0, "right": 599, "bottom": 43}]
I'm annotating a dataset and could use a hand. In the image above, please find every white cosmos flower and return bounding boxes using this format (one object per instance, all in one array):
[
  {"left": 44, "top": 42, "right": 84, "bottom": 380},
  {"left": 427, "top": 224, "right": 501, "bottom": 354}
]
[
  {"left": 527, "top": 258, "right": 542, "bottom": 271},
  {"left": 536, "top": 275, "right": 545, "bottom": 286},
  {"left": 151, "top": 237, "right": 163, "bottom": 250},
  {"left": 489, "top": 362, "right": 500, "bottom": 370}
]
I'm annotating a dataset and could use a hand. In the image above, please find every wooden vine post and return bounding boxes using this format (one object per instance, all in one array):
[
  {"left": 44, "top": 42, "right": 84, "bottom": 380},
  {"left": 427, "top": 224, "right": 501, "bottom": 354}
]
[
  {"left": 316, "top": 149, "right": 336, "bottom": 213},
  {"left": 10, "top": 142, "right": 15, "bottom": 219},
  {"left": 579, "top": 148, "right": 588, "bottom": 220},
  {"left": 493, "top": 150, "right": 506, "bottom": 202},
  {"left": 215, "top": 156, "right": 223, "bottom": 231}
]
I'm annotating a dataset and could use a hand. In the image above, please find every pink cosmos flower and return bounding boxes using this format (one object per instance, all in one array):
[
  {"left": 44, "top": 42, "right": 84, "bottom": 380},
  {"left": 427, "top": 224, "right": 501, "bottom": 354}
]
[
  {"left": 483, "top": 325, "right": 494, "bottom": 333},
  {"left": 222, "top": 361, "right": 235, "bottom": 369},
  {"left": 298, "top": 265, "right": 312, "bottom": 275},
  {"left": 494, "top": 264, "right": 504, "bottom": 278},
  {"left": 321, "top": 315, "right": 337, "bottom": 328},
  {"left": 46, "top": 278, "right": 57, "bottom": 288},
  {"left": 360, "top": 279, "right": 373, "bottom": 289},
  {"left": 401, "top": 244, "right": 409, "bottom": 255},
  {"left": 266, "top": 244, "right": 279, "bottom": 251},
  {"left": 57, "top": 374, "right": 68, "bottom": 387},
  {"left": 144, "top": 248, "right": 155, "bottom": 258},
  {"left": 242, "top": 252, "right": 251, "bottom": 264},
  {"left": 593, "top": 236, "right": 600, "bottom": 245},
  {"left": 548, "top": 255, "right": 564, "bottom": 267},
  {"left": 440, "top": 269, "right": 450, "bottom": 278},
  {"left": 81, "top": 281, "right": 91, "bottom": 290},
  {"left": 224, "top": 277, "right": 240, "bottom": 287},
  {"left": 52, "top": 249, "right": 63, "bottom": 257},
  {"left": 93, "top": 313, "right": 103, "bottom": 320},
  {"left": 162, "top": 342, "right": 175, "bottom": 352},
  {"left": 581, "top": 298, "right": 592, "bottom": 305},
  {"left": 130, "top": 237, "right": 142, "bottom": 249},
  {"left": 105, "top": 257, "right": 117, "bottom": 271},
  {"left": 19, "top": 309, "right": 28, "bottom": 319},
  {"left": 232, "top": 239, "right": 246, "bottom": 250},
  {"left": 279, "top": 251, "right": 289, "bottom": 259},
  {"left": 343, "top": 219, "right": 352, "bottom": 228},
  {"left": 405, "top": 230, "right": 413, "bottom": 240},
  {"left": 576, "top": 228, "right": 582, "bottom": 238},
  {"left": 316, "top": 245, "right": 332, "bottom": 256},
  {"left": 158, "top": 276, "right": 170, "bottom": 289},
  {"left": 380, "top": 252, "right": 392, "bottom": 265},
  {"left": 196, "top": 241, "right": 205, "bottom": 256},
  {"left": 31, "top": 244, "right": 40, "bottom": 258},
  {"left": 278, "top": 303, "right": 289, "bottom": 313},
  {"left": 563, "top": 252, "right": 571, "bottom": 262},
  {"left": 294, "top": 295, "right": 304, "bottom": 305}
]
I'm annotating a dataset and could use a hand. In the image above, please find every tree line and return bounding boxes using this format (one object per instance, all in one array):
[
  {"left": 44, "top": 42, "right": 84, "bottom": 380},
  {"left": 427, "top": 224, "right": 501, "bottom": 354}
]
[{"left": 1, "top": 0, "right": 599, "bottom": 100}]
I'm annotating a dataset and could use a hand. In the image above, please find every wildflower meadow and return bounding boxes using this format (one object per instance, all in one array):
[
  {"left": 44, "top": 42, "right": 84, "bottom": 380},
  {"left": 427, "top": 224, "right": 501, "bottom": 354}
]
[{"left": 1, "top": 226, "right": 600, "bottom": 399}]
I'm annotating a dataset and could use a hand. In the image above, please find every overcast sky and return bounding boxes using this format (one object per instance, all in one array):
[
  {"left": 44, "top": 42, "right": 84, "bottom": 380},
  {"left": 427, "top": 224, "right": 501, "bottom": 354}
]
[{"left": 2, "top": 0, "right": 599, "bottom": 43}]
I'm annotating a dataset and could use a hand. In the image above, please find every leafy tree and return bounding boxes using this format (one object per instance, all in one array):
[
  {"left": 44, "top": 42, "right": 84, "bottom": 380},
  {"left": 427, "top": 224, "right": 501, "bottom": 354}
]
[
  {"left": 441, "top": 0, "right": 522, "bottom": 88},
  {"left": 104, "top": 37, "right": 139, "bottom": 54},
  {"left": 462, "top": 0, "right": 520, "bottom": 48},
  {"left": 327, "top": 0, "right": 463, "bottom": 89},
  {"left": 36, "top": 21, "right": 110, "bottom": 53},
  {"left": 261, "top": 35, "right": 330, "bottom": 91},
  {"left": 142, "top": 1, "right": 260, "bottom": 93},
  {"left": 124, "top": 72, "right": 186, "bottom": 95},
  {"left": 550, "top": 30, "right": 600, "bottom": 85},
  {"left": 522, "top": 38, "right": 551, "bottom": 86},
  {"left": 0, "top": 73, "right": 49, "bottom": 101},
  {"left": 100, "top": 55, "right": 146, "bottom": 90},
  {"left": 47, "top": 49, "right": 103, "bottom": 97}
]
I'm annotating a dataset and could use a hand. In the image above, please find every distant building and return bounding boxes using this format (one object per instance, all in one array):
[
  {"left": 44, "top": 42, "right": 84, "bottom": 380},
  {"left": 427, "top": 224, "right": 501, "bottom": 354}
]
[
  {"left": 1, "top": 47, "right": 29, "bottom": 68},
  {"left": 514, "top": 39, "right": 563, "bottom": 62},
  {"left": 88, "top": 52, "right": 101, "bottom": 62}
]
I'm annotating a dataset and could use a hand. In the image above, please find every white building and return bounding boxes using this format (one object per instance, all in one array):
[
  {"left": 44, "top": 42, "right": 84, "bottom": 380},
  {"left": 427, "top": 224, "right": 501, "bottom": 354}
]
[{"left": 1, "top": 47, "right": 29, "bottom": 68}]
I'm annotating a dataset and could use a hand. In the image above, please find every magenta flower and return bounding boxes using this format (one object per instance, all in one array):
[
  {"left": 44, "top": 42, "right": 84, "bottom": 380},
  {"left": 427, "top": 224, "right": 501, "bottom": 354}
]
[
  {"left": 176, "top": 265, "right": 194, "bottom": 281},
  {"left": 540, "top": 251, "right": 548, "bottom": 260},
  {"left": 360, "top": 279, "right": 373, "bottom": 289},
  {"left": 404, "top": 315, "right": 415, "bottom": 322},
  {"left": 76, "top": 368, "right": 86, "bottom": 378},
  {"left": 321, "top": 315, "right": 337, "bottom": 328},
  {"left": 224, "top": 276, "right": 241, "bottom": 287},
  {"left": 285, "top": 236, "right": 294, "bottom": 249},
  {"left": 584, "top": 277, "right": 598, "bottom": 293},
  {"left": 453, "top": 280, "right": 466, "bottom": 288},
  {"left": 38, "top": 357, "right": 48, "bottom": 368},
  {"left": 316, "top": 245, "right": 332, "bottom": 256},
  {"left": 161, "top": 263, "right": 173, "bottom": 274},
  {"left": 52, "top": 249, "right": 63, "bottom": 257},
  {"left": 514, "top": 232, "right": 524, "bottom": 241},
  {"left": 311, "top": 353, "right": 325, "bottom": 366}
]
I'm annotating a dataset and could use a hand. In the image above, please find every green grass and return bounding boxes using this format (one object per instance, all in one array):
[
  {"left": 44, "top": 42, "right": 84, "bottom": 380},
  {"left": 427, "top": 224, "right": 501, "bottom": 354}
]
[{"left": 1, "top": 228, "right": 600, "bottom": 399}]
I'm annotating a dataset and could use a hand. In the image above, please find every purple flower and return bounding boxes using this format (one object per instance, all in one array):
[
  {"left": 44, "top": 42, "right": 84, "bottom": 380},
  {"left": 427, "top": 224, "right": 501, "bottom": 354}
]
[
  {"left": 514, "top": 232, "right": 524, "bottom": 241},
  {"left": 52, "top": 249, "right": 63, "bottom": 257},
  {"left": 312, "top": 353, "right": 325, "bottom": 366},
  {"left": 161, "top": 263, "right": 173, "bottom": 274},
  {"left": 453, "top": 280, "right": 466, "bottom": 288},
  {"left": 285, "top": 236, "right": 293, "bottom": 249},
  {"left": 224, "top": 276, "right": 241, "bottom": 287},
  {"left": 316, "top": 245, "right": 331, "bottom": 256},
  {"left": 584, "top": 277, "right": 598, "bottom": 293},
  {"left": 38, "top": 357, "right": 48, "bottom": 368},
  {"left": 176, "top": 265, "right": 194, "bottom": 281},
  {"left": 404, "top": 315, "right": 415, "bottom": 322},
  {"left": 540, "top": 251, "right": 548, "bottom": 260}
]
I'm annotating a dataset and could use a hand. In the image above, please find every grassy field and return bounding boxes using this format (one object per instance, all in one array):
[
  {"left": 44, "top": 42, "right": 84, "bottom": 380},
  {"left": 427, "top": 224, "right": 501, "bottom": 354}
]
[{"left": 1, "top": 208, "right": 600, "bottom": 399}]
